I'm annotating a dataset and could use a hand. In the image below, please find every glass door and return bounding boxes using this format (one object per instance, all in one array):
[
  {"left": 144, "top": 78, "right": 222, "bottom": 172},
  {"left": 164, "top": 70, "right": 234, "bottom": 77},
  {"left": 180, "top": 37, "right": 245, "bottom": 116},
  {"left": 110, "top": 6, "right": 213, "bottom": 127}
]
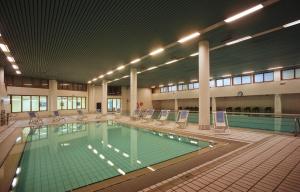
[{"left": 107, "top": 98, "right": 121, "bottom": 112}]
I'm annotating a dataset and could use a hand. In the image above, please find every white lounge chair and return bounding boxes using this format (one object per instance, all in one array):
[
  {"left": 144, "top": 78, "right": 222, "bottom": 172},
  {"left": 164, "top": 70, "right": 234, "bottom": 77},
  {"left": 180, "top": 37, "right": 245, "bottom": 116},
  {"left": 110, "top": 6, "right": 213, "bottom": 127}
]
[
  {"left": 77, "top": 110, "right": 88, "bottom": 121},
  {"left": 131, "top": 109, "right": 141, "bottom": 120},
  {"left": 28, "top": 111, "right": 43, "bottom": 126},
  {"left": 157, "top": 110, "right": 170, "bottom": 125},
  {"left": 176, "top": 110, "right": 189, "bottom": 129},
  {"left": 212, "top": 111, "right": 230, "bottom": 134},
  {"left": 142, "top": 109, "right": 155, "bottom": 122},
  {"left": 114, "top": 108, "right": 121, "bottom": 119},
  {"left": 52, "top": 110, "right": 66, "bottom": 123}
]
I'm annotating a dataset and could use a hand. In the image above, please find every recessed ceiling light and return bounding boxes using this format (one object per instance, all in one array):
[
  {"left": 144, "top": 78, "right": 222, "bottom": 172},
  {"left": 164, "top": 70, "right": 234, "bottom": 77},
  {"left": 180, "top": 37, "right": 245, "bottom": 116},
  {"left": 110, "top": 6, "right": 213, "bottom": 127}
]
[
  {"left": 149, "top": 48, "right": 164, "bottom": 56},
  {"left": 88, "top": 81, "right": 92, "bottom": 84},
  {"left": 130, "top": 58, "right": 141, "bottom": 64},
  {"left": 92, "top": 78, "right": 97, "bottom": 81},
  {"left": 0, "top": 43, "right": 10, "bottom": 52},
  {"left": 159, "top": 84, "right": 164, "bottom": 88},
  {"left": 178, "top": 81, "right": 184, "bottom": 84},
  {"left": 242, "top": 70, "right": 254, "bottom": 74},
  {"left": 117, "top": 65, "right": 125, "bottom": 70},
  {"left": 137, "top": 71, "right": 141, "bottom": 74},
  {"left": 224, "top": 4, "right": 263, "bottom": 23},
  {"left": 12, "top": 64, "right": 19, "bottom": 69},
  {"left": 226, "top": 36, "right": 252, "bottom": 45},
  {"left": 267, "top": 66, "right": 283, "bottom": 70},
  {"left": 168, "top": 83, "right": 173, "bottom": 86},
  {"left": 190, "top": 79, "right": 198, "bottom": 82},
  {"left": 165, "top": 59, "right": 178, "bottom": 65},
  {"left": 106, "top": 71, "right": 113, "bottom": 75},
  {"left": 147, "top": 66, "right": 158, "bottom": 71},
  {"left": 222, "top": 74, "right": 231, "bottom": 77},
  {"left": 283, "top": 20, "right": 300, "bottom": 28},
  {"left": 16, "top": 70, "right": 21, "bottom": 75},
  {"left": 190, "top": 52, "right": 198, "bottom": 57},
  {"left": 7, "top": 56, "right": 15, "bottom": 62},
  {"left": 114, "top": 78, "right": 120, "bottom": 81},
  {"left": 98, "top": 75, "right": 104, "bottom": 78},
  {"left": 177, "top": 32, "right": 200, "bottom": 43},
  {"left": 151, "top": 85, "right": 156, "bottom": 89}
]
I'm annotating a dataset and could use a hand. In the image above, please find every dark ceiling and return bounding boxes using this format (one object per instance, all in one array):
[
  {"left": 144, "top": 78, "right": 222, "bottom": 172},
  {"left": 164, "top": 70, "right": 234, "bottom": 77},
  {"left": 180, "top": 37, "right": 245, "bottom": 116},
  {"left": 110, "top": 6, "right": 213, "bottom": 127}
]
[{"left": 0, "top": 0, "right": 299, "bottom": 87}]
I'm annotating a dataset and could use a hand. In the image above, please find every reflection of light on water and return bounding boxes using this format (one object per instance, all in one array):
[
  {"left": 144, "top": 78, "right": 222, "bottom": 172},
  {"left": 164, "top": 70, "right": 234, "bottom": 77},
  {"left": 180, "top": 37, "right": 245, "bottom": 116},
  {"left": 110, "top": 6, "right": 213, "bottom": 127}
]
[
  {"left": 15, "top": 136, "right": 22, "bottom": 143},
  {"left": 12, "top": 177, "right": 18, "bottom": 188},
  {"left": 107, "top": 144, "right": 112, "bottom": 148},
  {"left": 169, "top": 135, "right": 174, "bottom": 139},
  {"left": 99, "top": 154, "right": 105, "bottom": 159},
  {"left": 147, "top": 166, "right": 155, "bottom": 171},
  {"left": 114, "top": 148, "right": 120, "bottom": 153},
  {"left": 88, "top": 145, "right": 92, "bottom": 149},
  {"left": 61, "top": 143, "right": 70, "bottom": 147},
  {"left": 117, "top": 168, "right": 126, "bottom": 175},
  {"left": 158, "top": 133, "right": 163, "bottom": 137},
  {"left": 101, "top": 140, "right": 104, "bottom": 144},
  {"left": 136, "top": 160, "right": 141, "bottom": 164},
  {"left": 122, "top": 153, "right": 129, "bottom": 158},
  {"left": 16, "top": 167, "right": 21, "bottom": 175},
  {"left": 107, "top": 160, "right": 114, "bottom": 166},
  {"left": 209, "top": 145, "right": 213, "bottom": 148},
  {"left": 93, "top": 149, "right": 98, "bottom": 154},
  {"left": 190, "top": 140, "right": 198, "bottom": 144},
  {"left": 178, "top": 138, "right": 182, "bottom": 141}
]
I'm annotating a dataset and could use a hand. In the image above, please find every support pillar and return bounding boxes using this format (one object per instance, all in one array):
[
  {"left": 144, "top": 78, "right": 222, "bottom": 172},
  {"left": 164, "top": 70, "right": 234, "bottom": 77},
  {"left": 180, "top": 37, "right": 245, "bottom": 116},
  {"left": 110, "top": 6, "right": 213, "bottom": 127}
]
[
  {"left": 274, "top": 94, "right": 282, "bottom": 114},
  {"left": 102, "top": 80, "right": 107, "bottom": 115},
  {"left": 130, "top": 68, "right": 137, "bottom": 116},
  {"left": 174, "top": 98, "right": 178, "bottom": 112},
  {"left": 0, "top": 67, "right": 7, "bottom": 113},
  {"left": 49, "top": 80, "right": 57, "bottom": 112},
  {"left": 198, "top": 41, "right": 210, "bottom": 129},
  {"left": 212, "top": 97, "right": 216, "bottom": 112}
]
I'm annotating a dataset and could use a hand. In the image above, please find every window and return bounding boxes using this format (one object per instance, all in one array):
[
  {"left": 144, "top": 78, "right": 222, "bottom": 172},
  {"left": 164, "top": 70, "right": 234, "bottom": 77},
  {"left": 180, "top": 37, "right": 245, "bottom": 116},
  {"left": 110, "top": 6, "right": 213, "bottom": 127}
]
[
  {"left": 296, "top": 68, "right": 300, "bottom": 78},
  {"left": 254, "top": 72, "right": 274, "bottom": 83},
  {"left": 209, "top": 80, "right": 215, "bottom": 88},
  {"left": 5, "top": 75, "right": 49, "bottom": 89},
  {"left": 193, "top": 83, "right": 199, "bottom": 89},
  {"left": 254, "top": 74, "right": 264, "bottom": 83},
  {"left": 57, "top": 81, "right": 87, "bottom": 91},
  {"left": 216, "top": 79, "right": 224, "bottom": 87},
  {"left": 10, "top": 95, "right": 48, "bottom": 113},
  {"left": 264, "top": 72, "right": 274, "bottom": 82},
  {"left": 171, "top": 85, "right": 177, "bottom": 92},
  {"left": 233, "top": 77, "right": 242, "bottom": 85},
  {"left": 57, "top": 96, "right": 87, "bottom": 110},
  {"left": 107, "top": 98, "right": 121, "bottom": 112},
  {"left": 242, "top": 75, "right": 251, "bottom": 84},
  {"left": 223, "top": 78, "right": 231, "bottom": 86},
  {"left": 282, "top": 69, "right": 295, "bottom": 80}
]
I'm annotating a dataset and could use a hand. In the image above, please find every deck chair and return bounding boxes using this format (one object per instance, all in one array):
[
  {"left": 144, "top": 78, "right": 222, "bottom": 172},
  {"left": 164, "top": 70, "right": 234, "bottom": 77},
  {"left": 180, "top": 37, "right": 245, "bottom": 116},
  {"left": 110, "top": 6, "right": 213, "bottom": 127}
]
[
  {"left": 52, "top": 111, "right": 66, "bottom": 123},
  {"left": 114, "top": 108, "right": 121, "bottom": 119},
  {"left": 157, "top": 110, "right": 170, "bottom": 125},
  {"left": 142, "top": 109, "right": 155, "bottom": 122},
  {"left": 212, "top": 111, "right": 230, "bottom": 134},
  {"left": 77, "top": 110, "right": 88, "bottom": 121},
  {"left": 28, "top": 111, "right": 43, "bottom": 126},
  {"left": 176, "top": 110, "right": 189, "bottom": 129},
  {"left": 131, "top": 109, "right": 141, "bottom": 120}
]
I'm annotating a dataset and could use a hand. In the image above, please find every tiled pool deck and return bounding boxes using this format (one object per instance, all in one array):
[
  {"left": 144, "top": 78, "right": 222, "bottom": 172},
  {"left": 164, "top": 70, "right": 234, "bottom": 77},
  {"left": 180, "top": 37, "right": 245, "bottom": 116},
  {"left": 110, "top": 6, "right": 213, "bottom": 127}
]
[{"left": 1, "top": 114, "right": 299, "bottom": 192}]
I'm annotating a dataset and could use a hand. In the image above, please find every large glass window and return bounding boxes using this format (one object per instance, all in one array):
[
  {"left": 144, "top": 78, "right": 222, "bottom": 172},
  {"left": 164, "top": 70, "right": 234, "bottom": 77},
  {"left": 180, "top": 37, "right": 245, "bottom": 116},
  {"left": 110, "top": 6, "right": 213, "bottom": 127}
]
[
  {"left": 67, "top": 97, "right": 73, "bottom": 110},
  {"left": 61, "top": 97, "right": 67, "bottom": 110},
  {"left": 12, "top": 96, "right": 21, "bottom": 112},
  {"left": 216, "top": 79, "right": 223, "bottom": 87},
  {"left": 223, "top": 78, "right": 231, "bottom": 86},
  {"left": 73, "top": 96, "right": 77, "bottom": 109},
  {"left": 82, "top": 97, "right": 86, "bottom": 109},
  {"left": 233, "top": 77, "right": 242, "bottom": 85},
  {"left": 193, "top": 83, "right": 199, "bottom": 89},
  {"left": 264, "top": 72, "right": 274, "bottom": 82},
  {"left": 107, "top": 98, "right": 121, "bottom": 112},
  {"left": 57, "top": 96, "right": 87, "bottom": 110},
  {"left": 77, "top": 97, "right": 82, "bottom": 108},
  {"left": 209, "top": 80, "right": 215, "bottom": 88},
  {"left": 254, "top": 72, "right": 274, "bottom": 83},
  {"left": 296, "top": 68, "right": 300, "bottom": 78},
  {"left": 254, "top": 74, "right": 264, "bottom": 83},
  {"left": 11, "top": 95, "right": 48, "bottom": 113},
  {"left": 242, "top": 75, "right": 251, "bottom": 84},
  {"left": 282, "top": 69, "right": 295, "bottom": 80},
  {"left": 171, "top": 85, "right": 177, "bottom": 92}
]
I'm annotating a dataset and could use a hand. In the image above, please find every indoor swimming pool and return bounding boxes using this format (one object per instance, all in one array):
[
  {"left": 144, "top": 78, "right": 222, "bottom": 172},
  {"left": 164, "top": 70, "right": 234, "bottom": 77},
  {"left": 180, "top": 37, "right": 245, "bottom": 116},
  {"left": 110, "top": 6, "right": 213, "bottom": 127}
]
[{"left": 12, "top": 121, "right": 210, "bottom": 192}]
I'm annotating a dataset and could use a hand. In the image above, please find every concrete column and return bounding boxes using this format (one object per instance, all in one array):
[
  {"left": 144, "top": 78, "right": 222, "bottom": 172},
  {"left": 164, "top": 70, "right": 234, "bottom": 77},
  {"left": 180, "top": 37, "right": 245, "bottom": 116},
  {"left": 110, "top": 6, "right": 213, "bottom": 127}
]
[
  {"left": 212, "top": 97, "right": 217, "bottom": 112},
  {"left": 49, "top": 80, "right": 57, "bottom": 112},
  {"left": 274, "top": 70, "right": 281, "bottom": 81},
  {"left": 198, "top": 41, "right": 210, "bottom": 129},
  {"left": 102, "top": 80, "right": 107, "bottom": 115},
  {"left": 174, "top": 98, "right": 178, "bottom": 112},
  {"left": 274, "top": 94, "right": 282, "bottom": 114},
  {"left": 130, "top": 68, "right": 137, "bottom": 116},
  {"left": 88, "top": 85, "right": 96, "bottom": 112},
  {"left": 0, "top": 67, "right": 7, "bottom": 112}
]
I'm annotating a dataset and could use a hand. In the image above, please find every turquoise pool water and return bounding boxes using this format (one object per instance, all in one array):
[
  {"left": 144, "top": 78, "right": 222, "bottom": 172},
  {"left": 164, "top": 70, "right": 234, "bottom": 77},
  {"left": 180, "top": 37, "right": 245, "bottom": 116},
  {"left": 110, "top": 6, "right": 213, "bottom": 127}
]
[{"left": 13, "top": 121, "right": 209, "bottom": 192}]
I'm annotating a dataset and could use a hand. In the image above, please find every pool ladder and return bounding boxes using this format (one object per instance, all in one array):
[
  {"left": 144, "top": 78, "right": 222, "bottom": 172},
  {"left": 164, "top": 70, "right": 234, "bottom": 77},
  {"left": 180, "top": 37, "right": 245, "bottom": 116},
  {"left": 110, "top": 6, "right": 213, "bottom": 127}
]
[{"left": 295, "top": 117, "right": 300, "bottom": 137}]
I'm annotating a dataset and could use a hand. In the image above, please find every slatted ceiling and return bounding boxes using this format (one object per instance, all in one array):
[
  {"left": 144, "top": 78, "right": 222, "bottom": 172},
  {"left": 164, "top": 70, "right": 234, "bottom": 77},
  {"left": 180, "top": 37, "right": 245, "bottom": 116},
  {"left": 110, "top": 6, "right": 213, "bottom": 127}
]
[{"left": 0, "top": 0, "right": 299, "bottom": 85}]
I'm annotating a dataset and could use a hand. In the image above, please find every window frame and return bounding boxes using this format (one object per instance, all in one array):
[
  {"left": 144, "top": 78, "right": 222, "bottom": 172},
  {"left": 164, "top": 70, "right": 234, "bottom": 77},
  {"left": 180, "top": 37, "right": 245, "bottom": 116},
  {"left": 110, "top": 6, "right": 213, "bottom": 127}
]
[
  {"left": 57, "top": 96, "right": 87, "bottom": 110},
  {"left": 10, "top": 95, "right": 48, "bottom": 113}
]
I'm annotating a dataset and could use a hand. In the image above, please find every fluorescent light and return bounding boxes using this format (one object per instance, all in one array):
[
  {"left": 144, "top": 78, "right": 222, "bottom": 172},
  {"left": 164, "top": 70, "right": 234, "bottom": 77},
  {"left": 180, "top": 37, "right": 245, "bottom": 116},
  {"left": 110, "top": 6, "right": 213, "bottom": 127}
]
[
  {"left": 106, "top": 71, "right": 113, "bottom": 75},
  {"left": 7, "top": 56, "right": 15, "bottom": 62},
  {"left": 267, "top": 66, "right": 283, "bottom": 70},
  {"left": 226, "top": 36, "right": 252, "bottom": 45},
  {"left": 137, "top": 71, "right": 141, "bottom": 74},
  {"left": 23, "top": 83, "right": 32, "bottom": 86},
  {"left": 12, "top": 64, "right": 19, "bottom": 69},
  {"left": 122, "top": 75, "right": 129, "bottom": 78},
  {"left": 16, "top": 70, "right": 21, "bottom": 75},
  {"left": 283, "top": 20, "right": 300, "bottom": 28},
  {"left": 98, "top": 75, "right": 104, "bottom": 78},
  {"left": 88, "top": 81, "right": 91, "bottom": 84},
  {"left": 147, "top": 66, "right": 158, "bottom": 71},
  {"left": 190, "top": 52, "right": 198, "bottom": 57},
  {"left": 159, "top": 84, "right": 164, "bottom": 88},
  {"left": 92, "top": 78, "right": 97, "bottom": 81},
  {"left": 190, "top": 79, "right": 198, "bottom": 82},
  {"left": 151, "top": 85, "right": 156, "bottom": 89},
  {"left": 147, "top": 166, "right": 155, "bottom": 171},
  {"left": 224, "top": 4, "right": 263, "bottom": 23},
  {"left": 165, "top": 59, "right": 178, "bottom": 65},
  {"left": 117, "top": 168, "right": 126, "bottom": 175},
  {"left": 0, "top": 43, "right": 10, "bottom": 52},
  {"left": 130, "top": 58, "right": 141, "bottom": 64},
  {"left": 222, "top": 74, "right": 232, "bottom": 77},
  {"left": 178, "top": 81, "right": 184, "bottom": 84},
  {"left": 177, "top": 32, "right": 200, "bottom": 43},
  {"left": 114, "top": 78, "right": 120, "bottom": 81},
  {"left": 168, "top": 83, "right": 173, "bottom": 86},
  {"left": 149, "top": 48, "right": 164, "bottom": 56},
  {"left": 117, "top": 65, "right": 125, "bottom": 70},
  {"left": 242, "top": 70, "right": 254, "bottom": 74}
]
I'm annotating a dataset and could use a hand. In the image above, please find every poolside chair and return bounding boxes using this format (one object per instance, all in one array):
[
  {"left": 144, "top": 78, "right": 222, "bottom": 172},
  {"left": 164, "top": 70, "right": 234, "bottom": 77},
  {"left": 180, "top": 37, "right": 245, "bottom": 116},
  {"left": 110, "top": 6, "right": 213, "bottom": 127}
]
[
  {"left": 114, "top": 108, "right": 122, "bottom": 119},
  {"left": 141, "top": 109, "right": 155, "bottom": 122},
  {"left": 131, "top": 109, "right": 142, "bottom": 120},
  {"left": 28, "top": 111, "right": 43, "bottom": 126},
  {"left": 176, "top": 110, "right": 189, "bottom": 129},
  {"left": 77, "top": 110, "right": 88, "bottom": 121},
  {"left": 52, "top": 110, "right": 66, "bottom": 123},
  {"left": 212, "top": 111, "right": 230, "bottom": 134},
  {"left": 157, "top": 110, "right": 170, "bottom": 125}
]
